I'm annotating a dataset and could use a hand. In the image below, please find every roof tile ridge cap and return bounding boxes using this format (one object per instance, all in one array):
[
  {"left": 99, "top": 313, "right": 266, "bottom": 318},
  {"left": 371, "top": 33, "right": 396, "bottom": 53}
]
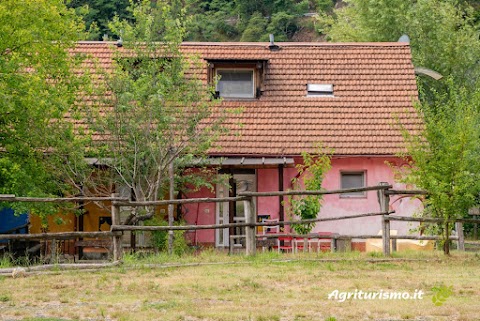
[
  {"left": 77, "top": 41, "right": 117, "bottom": 44},
  {"left": 179, "top": 41, "right": 410, "bottom": 47},
  {"left": 181, "top": 42, "right": 269, "bottom": 46},
  {"left": 268, "top": 42, "right": 409, "bottom": 46},
  {"left": 75, "top": 41, "right": 409, "bottom": 47}
]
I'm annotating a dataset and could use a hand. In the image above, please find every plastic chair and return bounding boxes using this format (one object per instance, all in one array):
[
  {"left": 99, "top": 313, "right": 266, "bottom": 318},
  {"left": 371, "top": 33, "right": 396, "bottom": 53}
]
[
  {"left": 309, "top": 232, "right": 333, "bottom": 252},
  {"left": 294, "top": 237, "right": 309, "bottom": 253},
  {"left": 261, "top": 219, "right": 279, "bottom": 252},
  {"left": 278, "top": 236, "right": 294, "bottom": 253}
]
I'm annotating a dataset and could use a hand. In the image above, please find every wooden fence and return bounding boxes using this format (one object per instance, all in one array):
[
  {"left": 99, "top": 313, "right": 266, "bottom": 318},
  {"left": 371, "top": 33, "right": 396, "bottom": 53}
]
[{"left": 1, "top": 184, "right": 478, "bottom": 260}]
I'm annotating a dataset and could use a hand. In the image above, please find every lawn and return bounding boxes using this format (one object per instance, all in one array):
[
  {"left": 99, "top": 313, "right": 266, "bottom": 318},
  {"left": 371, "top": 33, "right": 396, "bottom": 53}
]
[{"left": 0, "top": 251, "right": 479, "bottom": 321}]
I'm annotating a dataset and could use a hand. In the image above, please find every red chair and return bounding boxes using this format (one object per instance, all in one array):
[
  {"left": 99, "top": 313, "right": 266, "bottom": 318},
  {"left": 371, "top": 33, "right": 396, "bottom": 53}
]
[
  {"left": 294, "top": 237, "right": 309, "bottom": 253},
  {"left": 313, "top": 232, "right": 333, "bottom": 252},
  {"left": 278, "top": 236, "right": 294, "bottom": 253}
]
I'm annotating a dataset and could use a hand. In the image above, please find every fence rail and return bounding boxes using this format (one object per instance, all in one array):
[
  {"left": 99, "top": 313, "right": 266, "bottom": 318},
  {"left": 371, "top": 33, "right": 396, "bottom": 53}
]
[
  {"left": 0, "top": 231, "right": 116, "bottom": 241},
  {"left": 0, "top": 185, "right": 477, "bottom": 260},
  {"left": 0, "top": 195, "right": 128, "bottom": 203},
  {"left": 386, "top": 215, "right": 480, "bottom": 224},
  {"left": 237, "top": 185, "right": 391, "bottom": 197},
  {"left": 111, "top": 211, "right": 391, "bottom": 232}
]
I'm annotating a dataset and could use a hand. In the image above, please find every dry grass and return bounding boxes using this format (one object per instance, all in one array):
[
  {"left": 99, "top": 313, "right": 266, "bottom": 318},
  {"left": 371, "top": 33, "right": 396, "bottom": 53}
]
[{"left": 0, "top": 251, "right": 479, "bottom": 321}]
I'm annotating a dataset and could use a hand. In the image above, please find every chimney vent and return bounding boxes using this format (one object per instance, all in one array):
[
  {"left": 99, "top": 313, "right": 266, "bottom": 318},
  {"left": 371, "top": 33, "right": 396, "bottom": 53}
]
[{"left": 268, "top": 34, "right": 280, "bottom": 51}]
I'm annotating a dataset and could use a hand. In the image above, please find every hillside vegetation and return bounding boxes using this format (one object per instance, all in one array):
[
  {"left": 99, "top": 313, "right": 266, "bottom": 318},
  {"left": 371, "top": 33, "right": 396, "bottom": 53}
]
[
  {"left": 69, "top": 0, "right": 479, "bottom": 43},
  {"left": 69, "top": 0, "right": 337, "bottom": 41}
]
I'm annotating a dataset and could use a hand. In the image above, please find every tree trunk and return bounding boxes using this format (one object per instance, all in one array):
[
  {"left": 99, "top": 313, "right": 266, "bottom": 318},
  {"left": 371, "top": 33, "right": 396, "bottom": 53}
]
[{"left": 443, "top": 222, "right": 450, "bottom": 255}]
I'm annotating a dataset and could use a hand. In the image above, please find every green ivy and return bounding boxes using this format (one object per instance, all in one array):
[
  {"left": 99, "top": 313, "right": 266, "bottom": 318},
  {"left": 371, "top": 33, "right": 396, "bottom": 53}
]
[{"left": 289, "top": 148, "right": 331, "bottom": 235}]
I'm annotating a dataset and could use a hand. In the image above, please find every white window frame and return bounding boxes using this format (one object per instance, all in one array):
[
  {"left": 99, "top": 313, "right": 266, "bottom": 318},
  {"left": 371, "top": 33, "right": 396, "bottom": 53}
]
[
  {"left": 215, "top": 68, "right": 255, "bottom": 99},
  {"left": 306, "top": 83, "right": 334, "bottom": 97},
  {"left": 340, "top": 171, "right": 367, "bottom": 198}
]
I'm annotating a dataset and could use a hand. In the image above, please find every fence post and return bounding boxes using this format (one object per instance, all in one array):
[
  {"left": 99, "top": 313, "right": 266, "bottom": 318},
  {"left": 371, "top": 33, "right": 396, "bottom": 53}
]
[
  {"left": 111, "top": 194, "right": 122, "bottom": 261},
  {"left": 377, "top": 182, "right": 391, "bottom": 256},
  {"left": 168, "top": 158, "right": 175, "bottom": 255},
  {"left": 50, "top": 239, "right": 57, "bottom": 263},
  {"left": 474, "top": 222, "right": 478, "bottom": 240},
  {"left": 455, "top": 221, "right": 465, "bottom": 251},
  {"left": 331, "top": 235, "right": 337, "bottom": 253},
  {"left": 229, "top": 235, "right": 234, "bottom": 255},
  {"left": 244, "top": 197, "right": 256, "bottom": 256}
]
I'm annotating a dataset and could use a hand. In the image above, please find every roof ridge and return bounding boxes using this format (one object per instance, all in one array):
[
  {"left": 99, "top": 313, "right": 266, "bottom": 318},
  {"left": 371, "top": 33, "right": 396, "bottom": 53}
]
[
  {"left": 75, "top": 41, "right": 410, "bottom": 47},
  {"left": 181, "top": 42, "right": 409, "bottom": 47}
]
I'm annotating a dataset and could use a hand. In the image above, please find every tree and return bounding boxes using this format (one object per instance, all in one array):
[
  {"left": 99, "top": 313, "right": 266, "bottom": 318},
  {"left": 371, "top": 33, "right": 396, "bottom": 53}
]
[
  {"left": 322, "top": 0, "right": 480, "bottom": 255},
  {"left": 266, "top": 11, "right": 298, "bottom": 41},
  {"left": 185, "top": 0, "right": 238, "bottom": 41},
  {"left": 67, "top": 0, "right": 132, "bottom": 40},
  {"left": 399, "top": 80, "right": 480, "bottom": 254},
  {"left": 240, "top": 11, "right": 269, "bottom": 41},
  {"left": 0, "top": 0, "right": 88, "bottom": 218},
  {"left": 289, "top": 149, "right": 331, "bottom": 235},
  {"left": 320, "top": 0, "right": 480, "bottom": 92},
  {"left": 78, "top": 0, "right": 229, "bottom": 229}
]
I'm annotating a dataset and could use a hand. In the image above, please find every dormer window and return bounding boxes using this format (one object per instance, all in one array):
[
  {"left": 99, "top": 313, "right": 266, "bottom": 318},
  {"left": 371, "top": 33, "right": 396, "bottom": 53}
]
[
  {"left": 216, "top": 69, "right": 255, "bottom": 98},
  {"left": 307, "top": 84, "right": 334, "bottom": 97},
  {"left": 207, "top": 59, "right": 267, "bottom": 100}
]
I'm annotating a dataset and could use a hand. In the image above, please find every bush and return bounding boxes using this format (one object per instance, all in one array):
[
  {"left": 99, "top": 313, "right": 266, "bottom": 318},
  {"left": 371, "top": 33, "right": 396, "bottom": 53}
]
[{"left": 144, "top": 217, "right": 191, "bottom": 255}]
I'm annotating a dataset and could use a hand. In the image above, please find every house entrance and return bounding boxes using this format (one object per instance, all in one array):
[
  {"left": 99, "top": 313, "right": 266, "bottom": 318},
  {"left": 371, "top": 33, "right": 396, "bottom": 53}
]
[{"left": 215, "top": 172, "right": 256, "bottom": 248}]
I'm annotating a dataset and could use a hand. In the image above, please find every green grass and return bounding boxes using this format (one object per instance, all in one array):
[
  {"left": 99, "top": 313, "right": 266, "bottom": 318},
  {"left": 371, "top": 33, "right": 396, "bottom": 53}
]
[
  {"left": 22, "top": 319, "right": 71, "bottom": 321},
  {"left": 0, "top": 294, "right": 11, "bottom": 302},
  {"left": 0, "top": 254, "right": 13, "bottom": 268},
  {"left": 0, "top": 251, "right": 478, "bottom": 321}
]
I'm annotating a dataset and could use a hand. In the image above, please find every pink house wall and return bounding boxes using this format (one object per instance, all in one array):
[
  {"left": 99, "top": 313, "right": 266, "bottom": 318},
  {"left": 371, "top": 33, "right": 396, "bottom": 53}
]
[
  {"left": 182, "top": 187, "right": 216, "bottom": 244},
  {"left": 183, "top": 156, "right": 423, "bottom": 246},
  {"left": 315, "top": 157, "right": 422, "bottom": 236}
]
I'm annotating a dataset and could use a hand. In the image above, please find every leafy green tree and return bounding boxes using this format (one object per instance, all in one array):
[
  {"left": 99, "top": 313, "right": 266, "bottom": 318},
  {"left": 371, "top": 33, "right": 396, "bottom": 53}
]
[
  {"left": 79, "top": 0, "right": 229, "bottom": 226},
  {"left": 315, "top": 0, "right": 335, "bottom": 12},
  {"left": 182, "top": 0, "right": 236, "bottom": 41},
  {"left": 0, "top": 0, "right": 88, "bottom": 217},
  {"left": 323, "top": 0, "right": 480, "bottom": 254},
  {"left": 267, "top": 11, "right": 298, "bottom": 41},
  {"left": 238, "top": 0, "right": 312, "bottom": 41},
  {"left": 240, "top": 11, "right": 269, "bottom": 41},
  {"left": 289, "top": 149, "right": 331, "bottom": 235},
  {"left": 235, "top": 0, "right": 272, "bottom": 19},
  {"left": 67, "top": 0, "right": 132, "bottom": 40},
  {"left": 187, "top": 10, "right": 239, "bottom": 41},
  {"left": 399, "top": 80, "right": 480, "bottom": 254},
  {"left": 321, "top": 0, "right": 480, "bottom": 91}
]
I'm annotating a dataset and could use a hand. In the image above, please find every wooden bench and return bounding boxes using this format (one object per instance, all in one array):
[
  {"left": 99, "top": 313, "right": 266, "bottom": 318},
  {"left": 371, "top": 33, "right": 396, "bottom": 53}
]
[{"left": 75, "top": 239, "right": 112, "bottom": 253}]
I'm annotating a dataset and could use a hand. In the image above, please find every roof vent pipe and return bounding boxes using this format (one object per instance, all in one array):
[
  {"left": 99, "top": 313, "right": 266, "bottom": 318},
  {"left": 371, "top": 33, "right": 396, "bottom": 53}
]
[
  {"left": 268, "top": 34, "right": 280, "bottom": 51},
  {"left": 398, "top": 34, "right": 410, "bottom": 43},
  {"left": 116, "top": 30, "right": 124, "bottom": 48}
]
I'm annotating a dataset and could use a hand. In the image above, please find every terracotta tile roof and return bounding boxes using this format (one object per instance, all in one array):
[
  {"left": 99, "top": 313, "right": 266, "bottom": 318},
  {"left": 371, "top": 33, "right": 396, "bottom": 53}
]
[{"left": 73, "top": 41, "right": 420, "bottom": 156}]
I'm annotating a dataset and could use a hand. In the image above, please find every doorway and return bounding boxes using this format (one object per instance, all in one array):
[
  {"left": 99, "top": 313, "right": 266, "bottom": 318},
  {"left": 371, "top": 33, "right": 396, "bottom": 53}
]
[{"left": 215, "top": 172, "right": 256, "bottom": 247}]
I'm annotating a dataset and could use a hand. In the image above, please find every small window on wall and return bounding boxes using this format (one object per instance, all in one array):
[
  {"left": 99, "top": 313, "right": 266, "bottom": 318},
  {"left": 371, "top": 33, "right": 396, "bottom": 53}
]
[
  {"left": 216, "top": 69, "right": 255, "bottom": 98},
  {"left": 340, "top": 171, "right": 366, "bottom": 197}
]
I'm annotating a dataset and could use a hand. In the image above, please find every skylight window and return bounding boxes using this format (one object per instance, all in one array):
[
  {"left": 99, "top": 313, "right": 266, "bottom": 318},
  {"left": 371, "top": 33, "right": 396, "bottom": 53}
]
[{"left": 307, "top": 84, "right": 334, "bottom": 97}]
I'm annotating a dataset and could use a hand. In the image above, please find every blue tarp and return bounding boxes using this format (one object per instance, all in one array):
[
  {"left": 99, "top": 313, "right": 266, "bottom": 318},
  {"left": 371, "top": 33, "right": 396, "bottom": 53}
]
[{"left": 0, "top": 208, "right": 29, "bottom": 241}]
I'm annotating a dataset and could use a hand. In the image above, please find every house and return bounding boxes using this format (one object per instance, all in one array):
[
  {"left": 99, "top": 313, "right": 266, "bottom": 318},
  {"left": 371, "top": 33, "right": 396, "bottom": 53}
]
[{"left": 31, "top": 41, "right": 423, "bottom": 252}]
